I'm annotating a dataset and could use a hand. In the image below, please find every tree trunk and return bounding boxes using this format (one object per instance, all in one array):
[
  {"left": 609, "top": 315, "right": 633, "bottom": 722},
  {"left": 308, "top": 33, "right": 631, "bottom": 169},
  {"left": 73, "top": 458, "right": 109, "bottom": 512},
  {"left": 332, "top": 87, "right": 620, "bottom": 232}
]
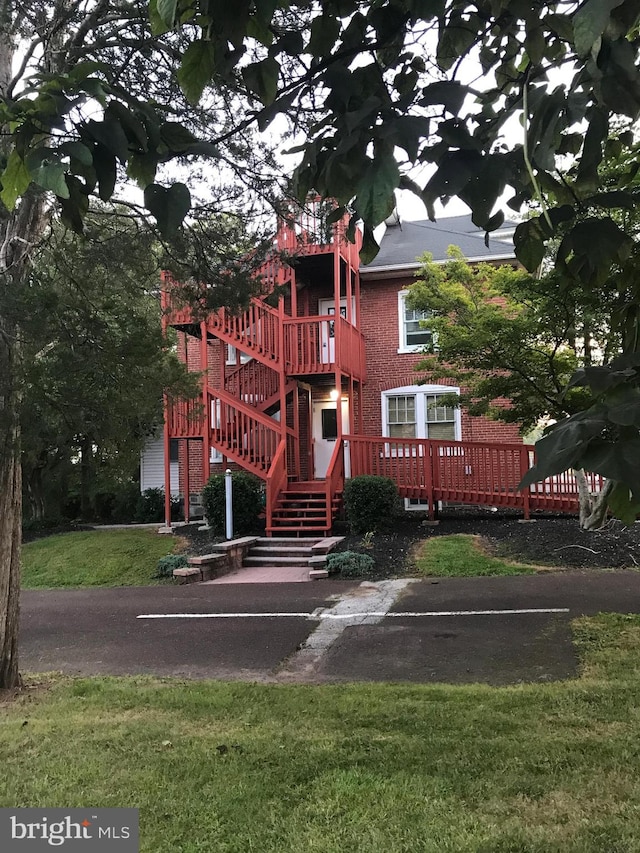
[
  {"left": 0, "top": 321, "right": 22, "bottom": 689},
  {"left": 0, "top": 190, "right": 49, "bottom": 688},
  {"left": 576, "top": 470, "right": 614, "bottom": 531}
]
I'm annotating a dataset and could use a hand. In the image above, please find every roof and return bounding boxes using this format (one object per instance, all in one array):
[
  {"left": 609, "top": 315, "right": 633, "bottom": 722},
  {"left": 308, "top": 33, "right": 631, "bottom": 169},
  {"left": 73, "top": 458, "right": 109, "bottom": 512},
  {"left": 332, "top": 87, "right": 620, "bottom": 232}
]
[{"left": 361, "top": 214, "right": 517, "bottom": 275}]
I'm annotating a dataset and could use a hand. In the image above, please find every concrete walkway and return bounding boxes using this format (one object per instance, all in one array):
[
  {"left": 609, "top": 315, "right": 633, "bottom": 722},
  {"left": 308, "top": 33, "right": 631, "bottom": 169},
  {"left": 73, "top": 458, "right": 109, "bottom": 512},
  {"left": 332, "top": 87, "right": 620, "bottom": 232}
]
[{"left": 203, "top": 565, "right": 312, "bottom": 584}]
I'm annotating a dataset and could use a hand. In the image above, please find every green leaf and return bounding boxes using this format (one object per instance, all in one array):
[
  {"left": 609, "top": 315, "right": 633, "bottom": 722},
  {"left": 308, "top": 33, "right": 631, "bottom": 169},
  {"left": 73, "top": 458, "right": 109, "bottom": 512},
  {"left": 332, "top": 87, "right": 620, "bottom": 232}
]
[
  {"left": 127, "top": 152, "right": 159, "bottom": 188},
  {"left": 307, "top": 15, "right": 340, "bottom": 57},
  {"left": 30, "top": 161, "right": 69, "bottom": 198},
  {"left": 84, "top": 118, "right": 130, "bottom": 162},
  {"left": 573, "top": 0, "right": 625, "bottom": 56},
  {"left": 177, "top": 41, "right": 217, "bottom": 105},
  {"left": 149, "top": 0, "right": 171, "bottom": 35},
  {"left": 513, "top": 219, "right": 546, "bottom": 271},
  {"left": 144, "top": 182, "right": 191, "bottom": 237},
  {"left": 0, "top": 149, "right": 32, "bottom": 210},
  {"left": 59, "top": 141, "right": 93, "bottom": 166},
  {"left": 607, "top": 481, "right": 640, "bottom": 525},
  {"left": 519, "top": 410, "right": 609, "bottom": 487},
  {"left": 59, "top": 174, "right": 90, "bottom": 233},
  {"left": 156, "top": 0, "right": 177, "bottom": 27},
  {"left": 92, "top": 144, "right": 116, "bottom": 201},
  {"left": 419, "top": 81, "right": 469, "bottom": 114},
  {"left": 354, "top": 149, "right": 399, "bottom": 226},
  {"left": 359, "top": 224, "right": 381, "bottom": 265},
  {"left": 242, "top": 57, "right": 280, "bottom": 106}
]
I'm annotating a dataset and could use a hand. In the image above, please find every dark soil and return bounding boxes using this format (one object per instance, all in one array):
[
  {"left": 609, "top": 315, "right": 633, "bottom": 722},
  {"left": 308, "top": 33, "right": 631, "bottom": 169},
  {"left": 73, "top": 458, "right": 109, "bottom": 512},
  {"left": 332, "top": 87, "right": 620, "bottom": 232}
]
[{"left": 332, "top": 508, "right": 640, "bottom": 580}]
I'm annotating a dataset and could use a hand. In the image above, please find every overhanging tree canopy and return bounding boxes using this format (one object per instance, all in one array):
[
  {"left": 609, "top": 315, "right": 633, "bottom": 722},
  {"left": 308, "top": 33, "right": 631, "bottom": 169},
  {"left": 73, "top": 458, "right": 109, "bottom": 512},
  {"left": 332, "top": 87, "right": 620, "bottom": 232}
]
[{"left": 2, "top": 0, "right": 640, "bottom": 687}]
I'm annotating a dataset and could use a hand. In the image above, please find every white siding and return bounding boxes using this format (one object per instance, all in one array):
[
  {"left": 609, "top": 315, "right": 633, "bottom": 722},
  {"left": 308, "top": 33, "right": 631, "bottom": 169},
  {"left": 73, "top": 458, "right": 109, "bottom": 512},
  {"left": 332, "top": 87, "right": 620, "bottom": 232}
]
[{"left": 140, "top": 437, "right": 179, "bottom": 495}]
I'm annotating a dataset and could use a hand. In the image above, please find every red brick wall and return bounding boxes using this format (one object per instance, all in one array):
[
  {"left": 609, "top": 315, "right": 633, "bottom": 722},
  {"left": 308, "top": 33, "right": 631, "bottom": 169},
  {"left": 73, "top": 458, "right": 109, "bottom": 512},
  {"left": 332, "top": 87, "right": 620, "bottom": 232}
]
[{"left": 359, "top": 274, "right": 522, "bottom": 443}]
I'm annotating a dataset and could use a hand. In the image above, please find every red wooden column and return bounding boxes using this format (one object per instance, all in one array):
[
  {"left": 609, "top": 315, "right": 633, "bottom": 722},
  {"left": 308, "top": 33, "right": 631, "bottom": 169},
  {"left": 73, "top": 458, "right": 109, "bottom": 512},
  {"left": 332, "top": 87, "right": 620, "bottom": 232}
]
[
  {"left": 333, "top": 239, "right": 343, "bottom": 442},
  {"left": 183, "top": 440, "right": 190, "bottom": 523},
  {"left": 200, "top": 322, "right": 211, "bottom": 485},
  {"left": 163, "top": 399, "right": 172, "bottom": 528}
]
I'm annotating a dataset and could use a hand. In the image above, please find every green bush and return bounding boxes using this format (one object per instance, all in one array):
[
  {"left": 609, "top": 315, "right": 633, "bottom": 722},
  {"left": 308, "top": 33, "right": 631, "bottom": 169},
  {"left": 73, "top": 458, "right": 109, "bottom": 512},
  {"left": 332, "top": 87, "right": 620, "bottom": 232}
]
[
  {"left": 156, "top": 554, "right": 189, "bottom": 578},
  {"left": 326, "top": 550, "right": 375, "bottom": 578},
  {"left": 135, "top": 488, "right": 182, "bottom": 523},
  {"left": 201, "top": 471, "right": 262, "bottom": 536},
  {"left": 343, "top": 475, "right": 399, "bottom": 534}
]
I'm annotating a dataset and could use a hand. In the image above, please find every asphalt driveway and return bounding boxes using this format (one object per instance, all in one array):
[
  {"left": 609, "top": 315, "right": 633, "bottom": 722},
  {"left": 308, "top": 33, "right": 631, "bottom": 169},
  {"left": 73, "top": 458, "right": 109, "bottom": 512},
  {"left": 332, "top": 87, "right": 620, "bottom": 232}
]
[{"left": 19, "top": 571, "right": 640, "bottom": 684}]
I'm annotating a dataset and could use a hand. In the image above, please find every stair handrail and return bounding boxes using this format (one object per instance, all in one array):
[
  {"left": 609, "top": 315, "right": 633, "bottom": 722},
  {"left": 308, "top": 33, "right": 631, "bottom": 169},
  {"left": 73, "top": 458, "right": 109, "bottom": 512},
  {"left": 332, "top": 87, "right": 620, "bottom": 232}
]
[
  {"left": 265, "top": 440, "right": 288, "bottom": 533},
  {"left": 324, "top": 439, "right": 345, "bottom": 531}
]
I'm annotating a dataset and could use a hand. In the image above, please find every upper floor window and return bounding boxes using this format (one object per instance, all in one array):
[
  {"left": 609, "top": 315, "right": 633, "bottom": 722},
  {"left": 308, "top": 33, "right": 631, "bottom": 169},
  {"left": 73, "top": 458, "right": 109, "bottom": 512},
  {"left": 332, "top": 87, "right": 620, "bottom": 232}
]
[{"left": 398, "top": 290, "right": 433, "bottom": 353}]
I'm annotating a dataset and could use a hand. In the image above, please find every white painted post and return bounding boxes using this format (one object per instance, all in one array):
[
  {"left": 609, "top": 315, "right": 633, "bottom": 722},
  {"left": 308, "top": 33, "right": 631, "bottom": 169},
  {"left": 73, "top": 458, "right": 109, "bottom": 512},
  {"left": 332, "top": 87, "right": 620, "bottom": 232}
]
[{"left": 225, "top": 468, "right": 233, "bottom": 540}]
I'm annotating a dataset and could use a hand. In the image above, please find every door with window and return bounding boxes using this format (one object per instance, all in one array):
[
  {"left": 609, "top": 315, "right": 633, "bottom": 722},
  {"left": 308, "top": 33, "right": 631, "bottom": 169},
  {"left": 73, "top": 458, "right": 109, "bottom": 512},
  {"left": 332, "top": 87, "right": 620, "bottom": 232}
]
[
  {"left": 312, "top": 399, "right": 350, "bottom": 478},
  {"left": 319, "top": 297, "right": 355, "bottom": 364}
]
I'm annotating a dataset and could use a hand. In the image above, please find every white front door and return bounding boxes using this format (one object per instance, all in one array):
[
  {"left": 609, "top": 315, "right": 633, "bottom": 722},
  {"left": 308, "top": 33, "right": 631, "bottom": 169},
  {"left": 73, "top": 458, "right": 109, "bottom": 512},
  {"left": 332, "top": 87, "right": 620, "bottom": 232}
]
[
  {"left": 312, "top": 399, "right": 350, "bottom": 478},
  {"left": 319, "top": 297, "right": 355, "bottom": 364}
]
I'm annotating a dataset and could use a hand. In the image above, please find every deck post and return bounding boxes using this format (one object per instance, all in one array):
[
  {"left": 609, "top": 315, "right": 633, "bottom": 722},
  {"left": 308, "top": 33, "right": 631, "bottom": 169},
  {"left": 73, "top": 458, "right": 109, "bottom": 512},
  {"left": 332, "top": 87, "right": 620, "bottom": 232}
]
[
  {"left": 183, "top": 440, "right": 190, "bottom": 523},
  {"left": 200, "top": 322, "right": 211, "bottom": 484},
  {"left": 163, "top": 406, "right": 172, "bottom": 529},
  {"left": 520, "top": 445, "right": 531, "bottom": 520}
]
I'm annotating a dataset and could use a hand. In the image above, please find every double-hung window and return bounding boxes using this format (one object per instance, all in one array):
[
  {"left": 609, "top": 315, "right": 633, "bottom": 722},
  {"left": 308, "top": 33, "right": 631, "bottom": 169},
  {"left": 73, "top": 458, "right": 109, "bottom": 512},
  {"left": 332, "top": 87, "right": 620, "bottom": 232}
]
[
  {"left": 398, "top": 290, "right": 433, "bottom": 353},
  {"left": 382, "top": 386, "right": 460, "bottom": 442}
]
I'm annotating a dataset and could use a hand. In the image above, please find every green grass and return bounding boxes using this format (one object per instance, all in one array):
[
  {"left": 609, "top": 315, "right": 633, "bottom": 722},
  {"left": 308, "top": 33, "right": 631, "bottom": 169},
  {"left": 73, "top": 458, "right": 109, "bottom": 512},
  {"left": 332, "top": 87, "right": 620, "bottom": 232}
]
[
  {"left": 21, "top": 530, "right": 179, "bottom": 588},
  {"left": 2, "top": 614, "right": 640, "bottom": 851},
  {"left": 415, "top": 533, "right": 538, "bottom": 577}
]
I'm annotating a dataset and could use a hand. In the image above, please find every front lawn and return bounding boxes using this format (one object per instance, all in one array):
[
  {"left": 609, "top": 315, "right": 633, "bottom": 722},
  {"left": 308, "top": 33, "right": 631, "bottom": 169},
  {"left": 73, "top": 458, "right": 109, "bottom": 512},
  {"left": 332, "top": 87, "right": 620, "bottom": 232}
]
[
  {"left": 21, "top": 529, "right": 180, "bottom": 588},
  {"left": 415, "top": 533, "right": 538, "bottom": 577},
  {"left": 2, "top": 614, "right": 640, "bottom": 852}
]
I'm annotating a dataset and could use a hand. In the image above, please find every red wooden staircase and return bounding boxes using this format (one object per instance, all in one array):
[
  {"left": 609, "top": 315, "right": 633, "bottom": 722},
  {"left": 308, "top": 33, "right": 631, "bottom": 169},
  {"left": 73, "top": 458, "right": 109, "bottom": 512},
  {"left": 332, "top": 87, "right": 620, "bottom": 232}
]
[{"left": 161, "top": 202, "right": 364, "bottom": 536}]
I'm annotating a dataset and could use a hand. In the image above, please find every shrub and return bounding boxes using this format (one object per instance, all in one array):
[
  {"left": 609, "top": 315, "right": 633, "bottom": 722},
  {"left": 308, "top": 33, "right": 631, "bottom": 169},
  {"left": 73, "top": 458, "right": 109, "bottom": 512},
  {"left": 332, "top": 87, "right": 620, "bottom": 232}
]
[
  {"left": 156, "top": 554, "right": 189, "bottom": 578},
  {"left": 326, "top": 550, "right": 375, "bottom": 578},
  {"left": 343, "top": 475, "right": 399, "bottom": 534},
  {"left": 135, "top": 488, "right": 181, "bottom": 523},
  {"left": 201, "top": 471, "right": 262, "bottom": 536}
]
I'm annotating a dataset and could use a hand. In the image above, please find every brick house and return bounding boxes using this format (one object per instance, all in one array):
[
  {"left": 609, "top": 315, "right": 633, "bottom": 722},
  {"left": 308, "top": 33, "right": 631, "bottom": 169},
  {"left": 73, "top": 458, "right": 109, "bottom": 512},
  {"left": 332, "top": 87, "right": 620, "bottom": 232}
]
[{"left": 152, "top": 206, "right": 574, "bottom": 532}]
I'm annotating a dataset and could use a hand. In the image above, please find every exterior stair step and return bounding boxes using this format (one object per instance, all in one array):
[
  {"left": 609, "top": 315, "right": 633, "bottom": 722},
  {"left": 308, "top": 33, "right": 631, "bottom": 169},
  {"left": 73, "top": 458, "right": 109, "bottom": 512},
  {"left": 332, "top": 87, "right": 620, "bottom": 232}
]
[
  {"left": 250, "top": 546, "right": 315, "bottom": 557},
  {"left": 244, "top": 556, "right": 317, "bottom": 567}
]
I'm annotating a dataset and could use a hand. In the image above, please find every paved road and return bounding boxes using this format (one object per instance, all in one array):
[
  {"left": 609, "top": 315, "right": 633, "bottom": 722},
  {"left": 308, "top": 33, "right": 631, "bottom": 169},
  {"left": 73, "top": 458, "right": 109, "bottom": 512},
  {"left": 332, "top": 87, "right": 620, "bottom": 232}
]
[{"left": 19, "top": 571, "right": 640, "bottom": 684}]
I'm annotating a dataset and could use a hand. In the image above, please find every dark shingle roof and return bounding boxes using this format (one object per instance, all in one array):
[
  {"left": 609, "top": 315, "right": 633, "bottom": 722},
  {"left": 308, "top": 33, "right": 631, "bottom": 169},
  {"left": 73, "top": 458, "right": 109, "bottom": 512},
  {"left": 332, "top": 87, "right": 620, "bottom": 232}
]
[{"left": 362, "top": 214, "right": 516, "bottom": 273}]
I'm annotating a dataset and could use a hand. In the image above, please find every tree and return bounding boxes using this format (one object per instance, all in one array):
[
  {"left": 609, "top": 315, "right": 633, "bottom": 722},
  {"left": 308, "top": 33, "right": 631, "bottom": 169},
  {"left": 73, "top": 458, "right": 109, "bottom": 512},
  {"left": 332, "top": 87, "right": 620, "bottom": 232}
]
[
  {"left": 2, "top": 1, "right": 640, "bottom": 686},
  {"left": 20, "top": 211, "right": 200, "bottom": 522},
  {"left": 408, "top": 247, "right": 618, "bottom": 528}
]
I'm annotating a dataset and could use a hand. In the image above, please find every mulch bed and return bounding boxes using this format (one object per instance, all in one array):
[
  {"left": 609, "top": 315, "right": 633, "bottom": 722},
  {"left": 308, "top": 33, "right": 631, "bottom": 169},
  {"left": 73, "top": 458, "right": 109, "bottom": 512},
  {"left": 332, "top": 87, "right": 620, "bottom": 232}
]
[{"left": 332, "top": 508, "right": 640, "bottom": 580}]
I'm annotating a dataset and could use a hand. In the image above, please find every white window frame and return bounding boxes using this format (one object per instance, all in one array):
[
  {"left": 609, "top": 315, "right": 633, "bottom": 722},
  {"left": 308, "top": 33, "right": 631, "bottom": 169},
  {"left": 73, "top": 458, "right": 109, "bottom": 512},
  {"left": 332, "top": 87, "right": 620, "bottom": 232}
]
[
  {"left": 226, "top": 345, "right": 252, "bottom": 366},
  {"left": 397, "top": 290, "right": 433, "bottom": 354},
  {"left": 381, "top": 385, "right": 461, "bottom": 441}
]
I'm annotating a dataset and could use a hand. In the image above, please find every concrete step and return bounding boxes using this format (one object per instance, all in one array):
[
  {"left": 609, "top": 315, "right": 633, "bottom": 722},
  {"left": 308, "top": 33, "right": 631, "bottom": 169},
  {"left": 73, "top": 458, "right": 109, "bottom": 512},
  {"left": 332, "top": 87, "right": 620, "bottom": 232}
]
[
  {"left": 244, "top": 555, "right": 316, "bottom": 567},
  {"left": 250, "top": 546, "right": 314, "bottom": 557}
]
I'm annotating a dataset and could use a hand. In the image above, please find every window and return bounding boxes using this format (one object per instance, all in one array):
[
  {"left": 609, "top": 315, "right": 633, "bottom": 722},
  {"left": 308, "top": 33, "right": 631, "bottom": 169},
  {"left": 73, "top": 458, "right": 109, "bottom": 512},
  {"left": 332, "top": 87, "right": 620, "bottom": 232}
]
[
  {"left": 387, "top": 395, "right": 416, "bottom": 438},
  {"left": 321, "top": 408, "right": 338, "bottom": 440},
  {"left": 398, "top": 290, "right": 433, "bottom": 353},
  {"left": 382, "top": 385, "right": 461, "bottom": 511},
  {"left": 226, "top": 345, "right": 252, "bottom": 365},
  {"left": 382, "top": 385, "right": 460, "bottom": 442},
  {"left": 424, "top": 394, "right": 456, "bottom": 440}
]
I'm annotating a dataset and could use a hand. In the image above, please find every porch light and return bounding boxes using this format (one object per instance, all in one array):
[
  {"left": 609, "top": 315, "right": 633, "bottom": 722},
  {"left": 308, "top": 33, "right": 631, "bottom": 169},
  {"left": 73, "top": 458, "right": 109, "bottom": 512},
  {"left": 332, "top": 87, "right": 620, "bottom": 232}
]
[{"left": 330, "top": 388, "right": 339, "bottom": 400}]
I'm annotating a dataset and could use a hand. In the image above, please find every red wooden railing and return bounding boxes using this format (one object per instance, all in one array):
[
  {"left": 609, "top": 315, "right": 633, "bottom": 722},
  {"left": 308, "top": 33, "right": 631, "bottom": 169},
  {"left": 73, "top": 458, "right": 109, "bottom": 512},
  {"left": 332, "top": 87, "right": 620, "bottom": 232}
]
[
  {"left": 204, "top": 300, "right": 281, "bottom": 364},
  {"left": 266, "top": 440, "right": 288, "bottom": 533},
  {"left": 346, "top": 435, "right": 606, "bottom": 518},
  {"left": 225, "top": 359, "right": 280, "bottom": 408},
  {"left": 282, "top": 315, "right": 366, "bottom": 378},
  {"left": 325, "top": 440, "right": 345, "bottom": 529},
  {"left": 208, "top": 387, "right": 281, "bottom": 478},
  {"left": 166, "top": 396, "right": 205, "bottom": 438}
]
